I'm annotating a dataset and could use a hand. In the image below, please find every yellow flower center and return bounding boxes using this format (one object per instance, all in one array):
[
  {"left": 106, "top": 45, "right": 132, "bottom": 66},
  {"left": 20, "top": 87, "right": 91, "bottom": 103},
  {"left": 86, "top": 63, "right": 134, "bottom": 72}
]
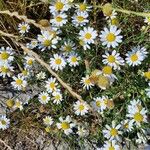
[
  {"left": 0, "top": 66, "right": 8, "bottom": 73},
  {"left": 109, "top": 146, "right": 115, "bottom": 150},
  {"left": 22, "top": 70, "right": 28, "bottom": 76},
  {"left": 16, "top": 79, "right": 23, "bottom": 85},
  {"left": 64, "top": 45, "right": 72, "bottom": 52},
  {"left": 43, "top": 39, "right": 51, "bottom": 47},
  {"left": 79, "top": 4, "right": 87, "bottom": 11},
  {"left": 111, "top": 18, "right": 119, "bottom": 26},
  {"left": 49, "top": 82, "right": 55, "bottom": 89},
  {"left": 134, "top": 112, "right": 143, "bottom": 122},
  {"left": 106, "top": 33, "right": 116, "bottom": 42},
  {"left": 6, "top": 99, "right": 14, "bottom": 108},
  {"left": 77, "top": 16, "right": 84, "bottom": 22},
  {"left": 144, "top": 71, "right": 150, "bottom": 79},
  {"left": 27, "top": 59, "right": 33, "bottom": 65},
  {"left": 107, "top": 55, "right": 115, "bottom": 63},
  {"left": 61, "top": 122, "right": 70, "bottom": 130},
  {"left": 104, "top": 99, "right": 108, "bottom": 105},
  {"left": 55, "top": 2, "right": 64, "bottom": 11},
  {"left": 44, "top": 118, "right": 50, "bottom": 124},
  {"left": 1, "top": 120, "right": 6, "bottom": 125},
  {"left": 85, "top": 33, "right": 92, "bottom": 39},
  {"left": 124, "top": 123, "right": 129, "bottom": 129},
  {"left": 131, "top": 54, "right": 138, "bottom": 62},
  {"left": 79, "top": 104, "right": 84, "bottom": 111},
  {"left": 71, "top": 57, "right": 77, "bottom": 63},
  {"left": 21, "top": 26, "right": 27, "bottom": 31},
  {"left": 110, "top": 128, "right": 118, "bottom": 136},
  {"left": 0, "top": 52, "right": 9, "bottom": 60},
  {"left": 42, "top": 95, "right": 47, "bottom": 101},
  {"left": 96, "top": 101, "right": 101, "bottom": 107},
  {"left": 102, "top": 66, "right": 112, "bottom": 75},
  {"left": 15, "top": 101, "right": 21, "bottom": 107},
  {"left": 79, "top": 40, "right": 84, "bottom": 46},
  {"left": 56, "top": 16, "right": 63, "bottom": 22},
  {"left": 55, "top": 58, "right": 62, "bottom": 65},
  {"left": 85, "top": 79, "right": 91, "bottom": 85},
  {"left": 55, "top": 95, "right": 61, "bottom": 100}
]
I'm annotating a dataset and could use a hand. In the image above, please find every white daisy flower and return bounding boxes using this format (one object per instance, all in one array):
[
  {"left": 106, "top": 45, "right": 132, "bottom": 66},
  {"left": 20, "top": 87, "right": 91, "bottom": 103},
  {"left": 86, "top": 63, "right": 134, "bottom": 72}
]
[
  {"left": 73, "top": 100, "right": 89, "bottom": 116},
  {"left": 100, "top": 25, "right": 122, "bottom": 48},
  {"left": 24, "top": 56, "right": 35, "bottom": 68},
  {"left": 125, "top": 50, "right": 144, "bottom": 66},
  {"left": 49, "top": 0, "right": 70, "bottom": 15},
  {"left": 50, "top": 54, "right": 66, "bottom": 71},
  {"left": 56, "top": 115, "right": 75, "bottom": 135},
  {"left": 77, "top": 126, "right": 88, "bottom": 137},
  {"left": 102, "top": 50, "right": 124, "bottom": 70},
  {"left": 79, "top": 39, "right": 91, "bottom": 50},
  {"left": 102, "top": 140, "right": 120, "bottom": 150},
  {"left": 81, "top": 75, "right": 94, "bottom": 90},
  {"left": 79, "top": 27, "right": 97, "bottom": 44},
  {"left": 13, "top": 99, "right": 23, "bottom": 111},
  {"left": 146, "top": 83, "right": 150, "bottom": 98},
  {"left": 105, "top": 10, "right": 117, "bottom": 20},
  {"left": 0, "top": 46, "right": 14, "bottom": 66},
  {"left": 121, "top": 119, "right": 133, "bottom": 132},
  {"left": 131, "top": 46, "right": 148, "bottom": 59},
  {"left": 18, "top": 22, "right": 30, "bottom": 34},
  {"left": 103, "top": 121, "right": 122, "bottom": 141},
  {"left": 136, "top": 129, "right": 147, "bottom": 144},
  {"left": 36, "top": 71, "right": 46, "bottom": 80},
  {"left": 91, "top": 96, "right": 108, "bottom": 112},
  {"left": 52, "top": 91, "right": 63, "bottom": 104},
  {"left": 0, "top": 64, "right": 14, "bottom": 78},
  {"left": 72, "top": 11, "right": 89, "bottom": 27},
  {"left": 75, "top": 2, "right": 92, "bottom": 12},
  {"left": 67, "top": 53, "right": 80, "bottom": 67},
  {"left": 127, "top": 107, "right": 147, "bottom": 126},
  {"left": 144, "top": 16, "right": 150, "bottom": 25},
  {"left": 43, "top": 116, "right": 54, "bottom": 126},
  {"left": 11, "top": 74, "right": 27, "bottom": 90},
  {"left": 21, "top": 69, "right": 30, "bottom": 78},
  {"left": 60, "top": 40, "right": 75, "bottom": 54},
  {"left": 127, "top": 99, "right": 142, "bottom": 111},
  {"left": 101, "top": 65, "right": 117, "bottom": 80},
  {"left": 38, "top": 92, "right": 50, "bottom": 104},
  {"left": 37, "top": 30, "right": 59, "bottom": 51},
  {"left": 50, "top": 13, "right": 67, "bottom": 27},
  {"left": 26, "top": 40, "right": 38, "bottom": 49},
  {"left": 45, "top": 77, "right": 58, "bottom": 93},
  {"left": 0, "top": 115, "right": 10, "bottom": 130}
]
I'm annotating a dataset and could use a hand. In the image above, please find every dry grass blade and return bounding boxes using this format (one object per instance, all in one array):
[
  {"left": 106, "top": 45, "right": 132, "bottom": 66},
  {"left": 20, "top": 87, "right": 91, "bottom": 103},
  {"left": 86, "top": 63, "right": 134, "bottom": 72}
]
[
  {"left": 0, "top": 30, "right": 95, "bottom": 111},
  {"left": 0, "top": 10, "right": 46, "bottom": 31},
  {"left": 0, "top": 138, "right": 13, "bottom": 150}
]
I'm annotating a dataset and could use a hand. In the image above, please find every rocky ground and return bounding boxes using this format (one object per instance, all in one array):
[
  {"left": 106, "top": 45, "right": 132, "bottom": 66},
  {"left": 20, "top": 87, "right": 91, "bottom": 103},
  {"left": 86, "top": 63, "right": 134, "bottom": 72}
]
[{"left": 0, "top": 83, "right": 149, "bottom": 150}]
